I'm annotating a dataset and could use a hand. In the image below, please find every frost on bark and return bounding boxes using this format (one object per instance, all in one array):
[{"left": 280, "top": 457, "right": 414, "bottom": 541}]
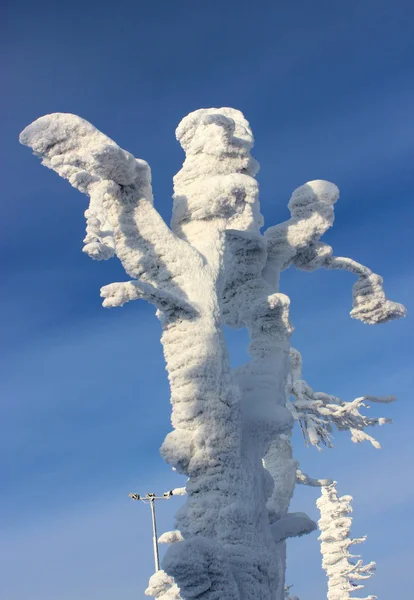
[
  {"left": 287, "top": 348, "right": 396, "bottom": 450},
  {"left": 317, "top": 483, "right": 376, "bottom": 600},
  {"left": 20, "top": 108, "right": 405, "bottom": 600}
]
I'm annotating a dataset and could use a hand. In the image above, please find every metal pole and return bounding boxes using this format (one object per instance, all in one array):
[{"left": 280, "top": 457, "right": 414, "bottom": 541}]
[
  {"left": 129, "top": 490, "right": 177, "bottom": 573},
  {"left": 149, "top": 498, "right": 160, "bottom": 572}
]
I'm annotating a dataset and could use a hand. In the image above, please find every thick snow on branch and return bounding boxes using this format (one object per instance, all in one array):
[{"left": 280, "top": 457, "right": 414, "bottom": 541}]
[
  {"left": 100, "top": 280, "right": 196, "bottom": 321},
  {"left": 159, "top": 530, "right": 184, "bottom": 545},
  {"left": 171, "top": 487, "right": 187, "bottom": 496},
  {"left": 287, "top": 348, "right": 394, "bottom": 449},
  {"left": 19, "top": 113, "right": 148, "bottom": 261},
  {"left": 271, "top": 511, "right": 317, "bottom": 543},
  {"left": 145, "top": 570, "right": 182, "bottom": 600},
  {"left": 317, "top": 483, "right": 376, "bottom": 600},
  {"left": 172, "top": 108, "right": 262, "bottom": 244},
  {"left": 19, "top": 113, "right": 202, "bottom": 305},
  {"left": 324, "top": 255, "right": 406, "bottom": 325},
  {"left": 172, "top": 107, "right": 267, "bottom": 330},
  {"left": 264, "top": 180, "right": 339, "bottom": 281},
  {"left": 264, "top": 180, "right": 405, "bottom": 324},
  {"left": 296, "top": 469, "right": 333, "bottom": 487}
]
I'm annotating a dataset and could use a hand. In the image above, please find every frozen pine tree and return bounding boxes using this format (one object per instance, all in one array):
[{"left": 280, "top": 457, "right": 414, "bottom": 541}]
[
  {"left": 19, "top": 108, "right": 405, "bottom": 600},
  {"left": 317, "top": 483, "right": 376, "bottom": 600}
]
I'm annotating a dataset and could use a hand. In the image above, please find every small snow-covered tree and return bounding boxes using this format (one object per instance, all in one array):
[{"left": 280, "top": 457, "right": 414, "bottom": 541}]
[
  {"left": 317, "top": 483, "right": 376, "bottom": 600},
  {"left": 19, "top": 108, "right": 405, "bottom": 600}
]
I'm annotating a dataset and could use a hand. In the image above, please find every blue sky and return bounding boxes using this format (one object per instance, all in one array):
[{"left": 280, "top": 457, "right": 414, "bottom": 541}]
[{"left": 1, "top": 0, "right": 413, "bottom": 597}]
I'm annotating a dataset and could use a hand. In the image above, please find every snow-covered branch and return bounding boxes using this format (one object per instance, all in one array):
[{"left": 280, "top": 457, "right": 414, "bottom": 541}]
[
  {"left": 270, "top": 511, "right": 317, "bottom": 543},
  {"left": 100, "top": 280, "right": 197, "bottom": 319},
  {"left": 296, "top": 469, "right": 333, "bottom": 487},
  {"left": 264, "top": 180, "right": 405, "bottom": 324},
  {"left": 19, "top": 113, "right": 202, "bottom": 304},
  {"left": 324, "top": 255, "right": 406, "bottom": 324},
  {"left": 171, "top": 487, "right": 187, "bottom": 497},
  {"left": 145, "top": 570, "right": 182, "bottom": 600},
  {"left": 159, "top": 530, "right": 184, "bottom": 545},
  {"left": 287, "top": 348, "right": 395, "bottom": 449},
  {"left": 172, "top": 108, "right": 267, "bottom": 332},
  {"left": 264, "top": 180, "right": 339, "bottom": 282},
  {"left": 317, "top": 483, "right": 376, "bottom": 600}
]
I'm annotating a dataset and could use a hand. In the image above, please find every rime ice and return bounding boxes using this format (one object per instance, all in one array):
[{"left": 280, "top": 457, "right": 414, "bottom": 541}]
[
  {"left": 317, "top": 483, "right": 376, "bottom": 600},
  {"left": 20, "top": 108, "right": 406, "bottom": 600}
]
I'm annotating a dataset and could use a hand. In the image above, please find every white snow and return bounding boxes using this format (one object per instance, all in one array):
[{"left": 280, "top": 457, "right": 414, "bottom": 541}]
[
  {"left": 271, "top": 512, "right": 317, "bottom": 543},
  {"left": 171, "top": 487, "right": 187, "bottom": 496},
  {"left": 296, "top": 469, "right": 333, "bottom": 488},
  {"left": 286, "top": 347, "right": 395, "bottom": 449},
  {"left": 20, "top": 107, "right": 406, "bottom": 600},
  {"left": 159, "top": 530, "right": 184, "bottom": 544},
  {"left": 317, "top": 483, "right": 376, "bottom": 600},
  {"left": 145, "top": 570, "right": 182, "bottom": 599}
]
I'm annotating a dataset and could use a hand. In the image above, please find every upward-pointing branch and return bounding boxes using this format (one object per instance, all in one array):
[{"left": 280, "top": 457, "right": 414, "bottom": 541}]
[
  {"left": 19, "top": 113, "right": 203, "bottom": 309},
  {"left": 264, "top": 180, "right": 339, "bottom": 282}
]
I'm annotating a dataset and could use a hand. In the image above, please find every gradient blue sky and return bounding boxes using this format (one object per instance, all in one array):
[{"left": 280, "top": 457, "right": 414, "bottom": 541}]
[{"left": 2, "top": 1, "right": 413, "bottom": 598}]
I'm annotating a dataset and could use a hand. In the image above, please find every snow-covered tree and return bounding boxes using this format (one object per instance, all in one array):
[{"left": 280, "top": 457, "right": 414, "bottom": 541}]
[
  {"left": 317, "top": 483, "right": 376, "bottom": 600},
  {"left": 19, "top": 107, "right": 405, "bottom": 600}
]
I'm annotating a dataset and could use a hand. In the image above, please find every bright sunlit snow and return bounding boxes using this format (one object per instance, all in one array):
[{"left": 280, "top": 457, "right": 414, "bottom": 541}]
[{"left": 20, "top": 107, "right": 406, "bottom": 600}]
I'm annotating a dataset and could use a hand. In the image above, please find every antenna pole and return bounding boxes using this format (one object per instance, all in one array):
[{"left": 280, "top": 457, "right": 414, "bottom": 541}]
[
  {"left": 149, "top": 497, "right": 160, "bottom": 572},
  {"left": 128, "top": 490, "right": 177, "bottom": 574}
]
